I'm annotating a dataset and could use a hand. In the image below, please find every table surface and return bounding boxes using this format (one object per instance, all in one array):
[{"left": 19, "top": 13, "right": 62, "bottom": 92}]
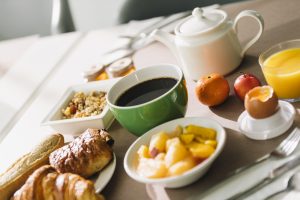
[{"left": 1, "top": 0, "right": 300, "bottom": 199}]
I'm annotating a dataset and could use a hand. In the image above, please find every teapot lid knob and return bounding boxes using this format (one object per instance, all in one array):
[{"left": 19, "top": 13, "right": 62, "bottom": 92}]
[{"left": 192, "top": 7, "right": 204, "bottom": 19}]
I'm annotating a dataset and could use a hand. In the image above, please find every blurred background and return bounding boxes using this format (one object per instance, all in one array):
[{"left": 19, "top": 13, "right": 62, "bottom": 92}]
[
  {"left": 0, "top": 0, "right": 124, "bottom": 40},
  {"left": 0, "top": 0, "right": 125, "bottom": 40},
  {"left": 0, "top": 0, "right": 245, "bottom": 41}
]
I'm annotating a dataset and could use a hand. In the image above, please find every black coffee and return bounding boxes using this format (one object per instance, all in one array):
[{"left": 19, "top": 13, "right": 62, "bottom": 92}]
[{"left": 116, "top": 77, "right": 177, "bottom": 107}]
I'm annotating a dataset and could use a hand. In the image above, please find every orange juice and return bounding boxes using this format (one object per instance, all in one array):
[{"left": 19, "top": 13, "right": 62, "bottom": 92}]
[{"left": 262, "top": 48, "right": 300, "bottom": 99}]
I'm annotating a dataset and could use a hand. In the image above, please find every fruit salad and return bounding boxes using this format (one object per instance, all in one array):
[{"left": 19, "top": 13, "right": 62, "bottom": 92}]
[{"left": 136, "top": 125, "right": 218, "bottom": 178}]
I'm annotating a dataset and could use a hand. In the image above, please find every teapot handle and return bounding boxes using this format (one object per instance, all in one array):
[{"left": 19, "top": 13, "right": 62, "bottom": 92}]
[{"left": 233, "top": 10, "right": 264, "bottom": 56}]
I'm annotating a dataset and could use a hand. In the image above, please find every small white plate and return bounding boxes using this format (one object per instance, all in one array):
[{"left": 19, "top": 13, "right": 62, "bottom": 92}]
[
  {"left": 91, "top": 153, "right": 116, "bottom": 193},
  {"left": 238, "top": 101, "right": 296, "bottom": 140},
  {"left": 41, "top": 79, "right": 119, "bottom": 136}
]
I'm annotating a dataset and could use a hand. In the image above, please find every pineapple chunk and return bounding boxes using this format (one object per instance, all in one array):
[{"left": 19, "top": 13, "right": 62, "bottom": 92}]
[
  {"left": 166, "top": 137, "right": 180, "bottom": 152},
  {"left": 184, "top": 125, "right": 216, "bottom": 140},
  {"left": 187, "top": 142, "right": 215, "bottom": 159},
  {"left": 137, "top": 145, "right": 150, "bottom": 158},
  {"left": 168, "top": 125, "right": 183, "bottom": 137},
  {"left": 194, "top": 136, "right": 205, "bottom": 143},
  {"left": 165, "top": 141, "right": 188, "bottom": 167},
  {"left": 137, "top": 158, "right": 167, "bottom": 178},
  {"left": 204, "top": 140, "right": 218, "bottom": 148},
  {"left": 149, "top": 132, "right": 169, "bottom": 153},
  {"left": 155, "top": 153, "right": 166, "bottom": 161},
  {"left": 168, "top": 156, "right": 196, "bottom": 176},
  {"left": 180, "top": 134, "right": 194, "bottom": 144}
]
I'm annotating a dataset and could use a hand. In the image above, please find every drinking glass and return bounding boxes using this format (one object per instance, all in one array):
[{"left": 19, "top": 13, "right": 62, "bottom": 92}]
[{"left": 259, "top": 40, "right": 300, "bottom": 102}]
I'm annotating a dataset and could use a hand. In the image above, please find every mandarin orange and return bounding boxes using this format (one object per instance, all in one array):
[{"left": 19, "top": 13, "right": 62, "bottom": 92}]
[{"left": 195, "top": 73, "right": 230, "bottom": 106}]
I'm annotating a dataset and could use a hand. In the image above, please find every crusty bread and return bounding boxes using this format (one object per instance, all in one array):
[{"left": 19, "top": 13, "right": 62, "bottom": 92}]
[{"left": 0, "top": 133, "right": 64, "bottom": 200}]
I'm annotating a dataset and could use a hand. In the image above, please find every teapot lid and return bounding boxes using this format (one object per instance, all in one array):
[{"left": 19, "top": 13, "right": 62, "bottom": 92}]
[{"left": 177, "top": 7, "right": 226, "bottom": 35}]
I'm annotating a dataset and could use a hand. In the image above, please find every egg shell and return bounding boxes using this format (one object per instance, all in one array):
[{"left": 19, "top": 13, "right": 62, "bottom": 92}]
[{"left": 244, "top": 86, "right": 279, "bottom": 119}]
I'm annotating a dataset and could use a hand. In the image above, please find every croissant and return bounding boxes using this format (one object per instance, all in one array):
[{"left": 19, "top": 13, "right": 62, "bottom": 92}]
[
  {"left": 49, "top": 129, "right": 114, "bottom": 178},
  {"left": 12, "top": 165, "right": 104, "bottom": 200}
]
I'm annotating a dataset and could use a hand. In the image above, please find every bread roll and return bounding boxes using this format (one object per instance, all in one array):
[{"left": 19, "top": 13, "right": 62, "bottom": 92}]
[{"left": 0, "top": 133, "right": 64, "bottom": 200}]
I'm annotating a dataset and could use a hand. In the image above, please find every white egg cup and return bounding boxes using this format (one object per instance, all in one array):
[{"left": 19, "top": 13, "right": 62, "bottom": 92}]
[{"left": 238, "top": 101, "right": 296, "bottom": 140}]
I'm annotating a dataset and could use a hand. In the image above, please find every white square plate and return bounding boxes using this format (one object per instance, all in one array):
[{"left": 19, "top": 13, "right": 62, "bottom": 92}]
[{"left": 41, "top": 79, "right": 119, "bottom": 136}]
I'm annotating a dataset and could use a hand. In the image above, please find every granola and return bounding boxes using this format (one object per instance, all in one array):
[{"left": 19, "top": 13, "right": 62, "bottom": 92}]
[{"left": 62, "top": 91, "right": 106, "bottom": 119}]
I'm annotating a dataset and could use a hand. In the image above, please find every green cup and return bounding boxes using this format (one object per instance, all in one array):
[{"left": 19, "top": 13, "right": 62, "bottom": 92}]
[{"left": 107, "top": 64, "right": 188, "bottom": 136}]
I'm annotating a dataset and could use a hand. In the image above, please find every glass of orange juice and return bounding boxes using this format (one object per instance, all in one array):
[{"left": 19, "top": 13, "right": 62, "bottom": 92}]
[{"left": 259, "top": 40, "right": 300, "bottom": 102}]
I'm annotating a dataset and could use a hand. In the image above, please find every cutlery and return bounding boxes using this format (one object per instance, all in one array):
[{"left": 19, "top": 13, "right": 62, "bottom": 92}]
[
  {"left": 103, "top": 11, "right": 191, "bottom": 55},
  {"left": 265, "top": 171, "right": 300, "bottom": 199},
  {"left": 226, "top": 153, "right": 300, "bottom": 200},
  {"left": 103, "top": 4, "right": 220, "bottom": 54},
  {"left": 118, "top": 10, "right": 192, "bottom": 39},
  {"left": 83, "top": 4, "right": 221, "bottom": 81},
  {"left": 82, "top": 9, "right": 207, "bottom": 81},
  {"left": 82, "top": 10, "right": 195, "bottom": 81},
  {"left": 230, "top": 127, "right": 300, "bottom": 176}
]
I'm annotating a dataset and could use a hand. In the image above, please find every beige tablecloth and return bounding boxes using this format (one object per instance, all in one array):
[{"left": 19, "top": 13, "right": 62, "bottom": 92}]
[{"left": 101, "top": 0, "right": 300, "bottom": 199}]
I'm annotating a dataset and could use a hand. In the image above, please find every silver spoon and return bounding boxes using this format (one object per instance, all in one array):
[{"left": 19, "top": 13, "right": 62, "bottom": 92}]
[
  {"left": 266, "top": 171, "right": 300, "bottom": 199},
  {"left": 104, "top": 4, "right": 220, "bottom": 55}
]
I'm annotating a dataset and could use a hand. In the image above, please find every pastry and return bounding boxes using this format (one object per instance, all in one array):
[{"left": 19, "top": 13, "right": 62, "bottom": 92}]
[
  {"left": 0, "top": 133, "right": 64, "bottom": 200},
  {"left": 12, "top": 165, "right": 104, "bottom": 200},
  {"left": 49, "top": 129, "right": 114, "bottom": 178}
]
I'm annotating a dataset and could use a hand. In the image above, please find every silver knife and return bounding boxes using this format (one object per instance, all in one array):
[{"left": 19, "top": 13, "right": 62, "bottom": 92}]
[{"left": 226, "top": 154, "right": 300, "bottom": 200}]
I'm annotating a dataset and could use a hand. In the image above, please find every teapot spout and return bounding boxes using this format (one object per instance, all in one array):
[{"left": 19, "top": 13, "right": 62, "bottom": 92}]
[{"left": 150, "top": 29, "right": 178, "bottom": 59}]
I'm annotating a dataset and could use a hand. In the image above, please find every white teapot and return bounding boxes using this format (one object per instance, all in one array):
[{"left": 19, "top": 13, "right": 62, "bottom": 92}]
[{"left": 152, "top": 7, "right": 264, "bottom": 80}]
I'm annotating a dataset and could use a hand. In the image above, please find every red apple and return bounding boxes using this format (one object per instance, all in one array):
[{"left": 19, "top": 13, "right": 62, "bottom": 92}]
[{"left": 234, "top": 73, "right": 261, "bottom": 101}]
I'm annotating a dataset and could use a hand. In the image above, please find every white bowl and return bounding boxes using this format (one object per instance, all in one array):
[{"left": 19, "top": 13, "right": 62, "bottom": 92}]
[
  {"left": 41, "top": 79, "right": 118, "bottom": 136},
  {"left": 124, "top": 117, "right": 226, "bottom": 188}
]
